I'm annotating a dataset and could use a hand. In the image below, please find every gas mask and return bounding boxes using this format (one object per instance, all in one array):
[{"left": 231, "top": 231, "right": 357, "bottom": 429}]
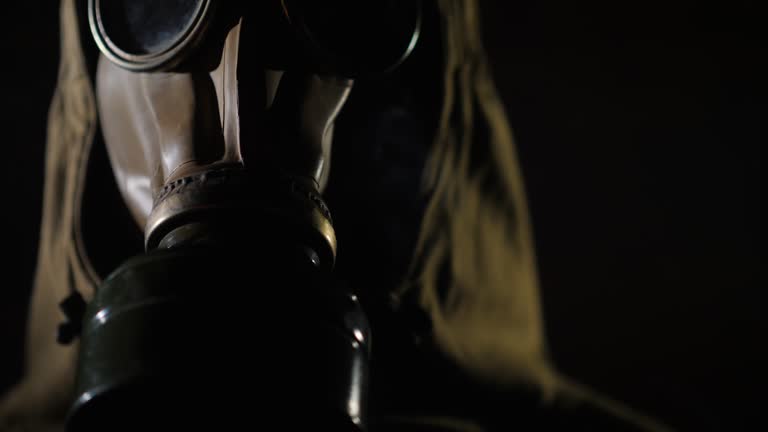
[
  {"left": 91, "top": 0, "right": 421, "bottom": 259},
  {"left": 64, "top": 1, "right": 421, "bottom": 430}
]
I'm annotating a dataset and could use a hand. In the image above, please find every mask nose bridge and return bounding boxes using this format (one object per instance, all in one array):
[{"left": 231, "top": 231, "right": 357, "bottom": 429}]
[
  {"left": 208, "top": 20, "right": 244, "bottom": 165},
  {"left": 205, "top": 17, "right": 288, "bottom": 173}
]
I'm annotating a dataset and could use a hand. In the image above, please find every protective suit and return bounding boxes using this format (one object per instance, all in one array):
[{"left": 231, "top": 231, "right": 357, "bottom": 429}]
[{"left": 0, "top": 1, "right": 669, "bottom": 430}]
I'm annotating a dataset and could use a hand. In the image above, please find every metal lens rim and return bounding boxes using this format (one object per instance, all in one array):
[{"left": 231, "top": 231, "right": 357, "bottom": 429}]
[{"left": 88, "top": 0, "right": 215, "bottom": 72}]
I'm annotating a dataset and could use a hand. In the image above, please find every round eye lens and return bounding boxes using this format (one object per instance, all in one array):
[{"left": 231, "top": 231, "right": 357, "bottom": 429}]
[
  {"left": 283, "top": 0, "right": 423, "bottom": 77},
  {"left": 90, "top": 0, "right": 215, "bottom": 72}
]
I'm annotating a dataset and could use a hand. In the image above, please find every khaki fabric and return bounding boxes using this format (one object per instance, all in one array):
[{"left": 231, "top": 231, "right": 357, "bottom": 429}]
[
  {"left": 394, "top": 0, "right": 555, "bottom": 392},
  {"left": 1, "top": 0, "right": 669, "bottom": 431},
  {"left": 394, "top": 1, "right": 669, "bottom": 430},
  {"left": 0, "top": 0, "right": 99, "bottom": 430}
]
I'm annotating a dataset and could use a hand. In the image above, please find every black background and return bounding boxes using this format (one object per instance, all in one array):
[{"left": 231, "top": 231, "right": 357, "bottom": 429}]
[{"left": 0, "top": 1, "right": 760, "bottom": 431}]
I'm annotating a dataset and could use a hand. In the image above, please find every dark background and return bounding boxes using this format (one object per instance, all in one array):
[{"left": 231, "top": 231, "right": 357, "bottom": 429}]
[{"left": 1, "top": 1, "right": 759, "bottom": 431}]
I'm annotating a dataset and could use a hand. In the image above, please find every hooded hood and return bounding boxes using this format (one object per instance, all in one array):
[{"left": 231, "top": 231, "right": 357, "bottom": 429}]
[{"left": 1, "top": 0, "right": 669, "bottom": 430}]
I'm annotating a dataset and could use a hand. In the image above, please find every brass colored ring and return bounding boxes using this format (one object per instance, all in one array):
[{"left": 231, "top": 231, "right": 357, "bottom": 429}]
[{"left": 145, "top": 167, "right": 337, "bottom": 269}]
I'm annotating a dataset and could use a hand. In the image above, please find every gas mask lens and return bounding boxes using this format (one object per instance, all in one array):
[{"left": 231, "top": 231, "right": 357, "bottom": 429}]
[
  {"left": 89, "top": 0, "right": 216, "bottom": 72},
  {"left": 89, "top": 0, "right": 422, "bottom": 76}
]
